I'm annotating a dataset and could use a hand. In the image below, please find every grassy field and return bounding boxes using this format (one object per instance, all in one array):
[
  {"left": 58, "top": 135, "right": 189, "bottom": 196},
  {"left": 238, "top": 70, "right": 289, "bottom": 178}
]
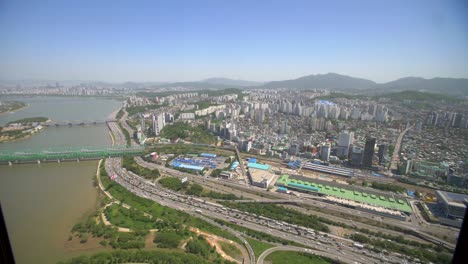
[
  {"left": 264, "top": 251, "right": 332, "bottom": 264},
  {"left": 219, "top": 241, "right": 243, "bottom": 260},
  {"left": 6, "top": 116, "right": 48, "bottom": 125},
  {"left": 147, "top": 144, "right": 235, "bottom": 157},
  {"left": 99, "top": 161, "right": 243, "bottom": 245},
  {"left": 104, "top": 203, "right": 165, "bottom": 230},
  {"left": 245, "top": 238, "right": 274, "bottom": 257},
  {"left": 160, "top": 122, "right": 216, "bottom": 144}
]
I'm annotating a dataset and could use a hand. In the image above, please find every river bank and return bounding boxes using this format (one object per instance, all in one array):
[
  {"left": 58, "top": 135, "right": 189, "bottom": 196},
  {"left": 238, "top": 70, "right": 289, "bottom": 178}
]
[
  {"left": 0, "top": 96, "right": 121, "bottom": 263},
  {"left": 0, "top": 161, "right": 101, "bottom": 264},
  {"left": 0, "top": 117, "right": 50, "bottom": 143},
  {"left": 0, "top": 101, "right": 28, "bottom": 115}
]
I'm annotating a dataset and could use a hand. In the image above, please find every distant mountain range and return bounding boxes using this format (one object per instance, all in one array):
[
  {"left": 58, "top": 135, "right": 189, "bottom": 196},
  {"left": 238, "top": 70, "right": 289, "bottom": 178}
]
[
  {"left": 259, "top": 73, "right": 376, "bottom": 90},
  {"left": 376, "top": 76, "right": 468, "bottom": 96},
  {"left": 153, "top": 73, "right": 468, "bottom": 96},
  {"left": 152, "top": 77, "right": 262, "bottom": 89},
  {"left": 258, "top": 73, "right": 468, "bottom": 96},
  {"left": 2, "top": 73, "right": 467, "bottom": 96},
  {"left": 201, "top": 78, "right": 263, "bottom": 87}
]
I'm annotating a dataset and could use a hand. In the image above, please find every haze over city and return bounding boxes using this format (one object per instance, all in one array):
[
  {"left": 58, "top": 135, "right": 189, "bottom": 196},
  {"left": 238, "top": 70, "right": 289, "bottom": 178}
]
[
  {"left": 1, "top": 1, "right": 467, "bottom": 264},
  {"left": 1, "top": 0, "right": 468, "bottom": 83}
]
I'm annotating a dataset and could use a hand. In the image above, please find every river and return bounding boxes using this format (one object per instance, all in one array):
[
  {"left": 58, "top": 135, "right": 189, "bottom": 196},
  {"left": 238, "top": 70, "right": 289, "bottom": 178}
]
[{"left": 0, "top": 96, "right": 122, "bottom": 263}]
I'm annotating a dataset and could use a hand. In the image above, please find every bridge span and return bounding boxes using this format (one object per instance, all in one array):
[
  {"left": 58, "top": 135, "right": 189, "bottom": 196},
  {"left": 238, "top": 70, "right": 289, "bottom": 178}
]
[
  {"left": 0, "top": 145, "right": 145, "bottom": 164},
  {"left": 44, "top": 120, "right": 117, "bottom": 127}
]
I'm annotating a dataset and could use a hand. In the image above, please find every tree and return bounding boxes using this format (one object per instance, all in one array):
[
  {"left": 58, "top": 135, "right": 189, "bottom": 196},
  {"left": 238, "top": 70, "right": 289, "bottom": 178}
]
[
  {"left": 187, "top": 184, "right": 203, "bottom": 196},
  {"left": 80, "top": 233, "right": 88, "bottom": 243}
]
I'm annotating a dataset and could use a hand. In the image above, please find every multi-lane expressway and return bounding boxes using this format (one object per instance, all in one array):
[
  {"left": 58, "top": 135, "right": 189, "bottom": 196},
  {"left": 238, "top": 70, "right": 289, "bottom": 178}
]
[
  {"left": 135, "top": 157, "right": 456, "bottom": 249},
  {"left": 105, "top": 157, "right": 410, "bottom": 264}
]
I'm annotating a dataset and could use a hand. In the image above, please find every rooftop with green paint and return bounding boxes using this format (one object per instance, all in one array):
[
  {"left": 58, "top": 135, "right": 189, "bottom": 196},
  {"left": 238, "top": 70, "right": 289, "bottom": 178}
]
[{"left": 277, "top": 175, "right": 412, "bottom": 214}]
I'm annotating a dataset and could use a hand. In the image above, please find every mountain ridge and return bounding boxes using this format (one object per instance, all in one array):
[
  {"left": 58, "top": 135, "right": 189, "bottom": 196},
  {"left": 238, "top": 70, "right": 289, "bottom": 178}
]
[{"left": 2, "top": 73, "right": 467, "bottom": 95}]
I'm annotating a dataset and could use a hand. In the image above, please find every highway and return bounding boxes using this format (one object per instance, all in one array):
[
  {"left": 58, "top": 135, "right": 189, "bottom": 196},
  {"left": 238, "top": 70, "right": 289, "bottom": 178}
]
[
  {"left": 105, "top": 158, "right": 255, "bottom": 264},
  {"left": 105, "top": 157, "right": 409, "bottom": 264},
  {"left": 120, "top": 109, "right": 139, "bottom": 146},
  {"left": 135, "top": 157, "right": 456, "bottom": 249},
  {"left": 107, "top": 121, "right": 126, "bottom": 146}
]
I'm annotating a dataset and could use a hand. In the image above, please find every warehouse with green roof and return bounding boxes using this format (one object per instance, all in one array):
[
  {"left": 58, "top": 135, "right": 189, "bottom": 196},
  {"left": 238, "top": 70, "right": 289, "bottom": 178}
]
[{"left": 276, "top": 175, "right": 412, "bottom": 214}]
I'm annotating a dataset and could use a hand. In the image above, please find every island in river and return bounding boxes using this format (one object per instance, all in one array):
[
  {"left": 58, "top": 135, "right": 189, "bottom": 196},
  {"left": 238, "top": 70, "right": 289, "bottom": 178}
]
[
  {"left": 0, "top": 100, "right": 27, "bottom": 114},
  {"left": 0, "top": 116, "right": 49, "bottom": 143}
]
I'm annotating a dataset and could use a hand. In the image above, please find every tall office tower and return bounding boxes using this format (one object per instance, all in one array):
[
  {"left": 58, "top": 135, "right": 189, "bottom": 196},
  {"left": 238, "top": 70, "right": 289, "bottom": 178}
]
[
  {"left": 240, "top": 140, "right": 252, "bottom": 152},
  {"left": 431, "top": 111, "right": 439, "bottom": 126},
  {"left": 281, "top": 120, "right": 290, "bottom": 134},
  {"left": 375, "top": 108, "right": 388, "bottom": 122},
  {"left": 321, "top": 143, "right": 331, "bottom": 161},
  {"left": 286, "top": 101, "right": 293, "bottom": 114},
  {"left": 368, "top": 104, "right": 376, "bottom": 116},
  {"left": 255, "top": 109, "right": 265, "bottom": 123},
  {"left": 338, "top": 130, "right": 354, "bottom": 147},
  {"left": 339, "top": 108, "right": 349, "bottom": 120},
  {"left": 453, "top": 113, "right": 462, "bottom": 127},
  {"left": 362, "top": 137, "right": 376, "bottom": 168},
  {"left": 164, "top": 112, "right": 174, "bottom": 123},
  {"left": 152, "top": 113, "right": 165, "bottom": 136},
  {"left": 317, "top": 104, "right": 327, "bottom": 118},
  {"left": 377, "top": 144, "right": 388, "bottom": 165},
  {"left": 310, "top": 113, "right": 317, "bottom": 131},
  {"left": 294, "top": 103, "right": 302, "bottom": 116},
  {"left": 140, "top": 114, "right": 145, "bottom": 133},
  {"left": 337, "top": 130, "right": 354, "bottom": 157},
  {"left": 351, "top": 107, "right": 361, "bottom": 119},
  {"left": 350, "top": 146, "right": 364, "bottom": 167},
  {"left": 289, "top": 143, "right": 299, "bottom": 156}
]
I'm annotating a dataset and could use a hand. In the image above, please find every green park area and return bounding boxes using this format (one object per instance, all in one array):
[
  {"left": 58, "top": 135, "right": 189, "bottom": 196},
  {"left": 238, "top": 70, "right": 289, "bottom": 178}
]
[
  {"left": 159, "top": 177, "right": 242, "bottom": 200},
  {"left": 265, "top": 251, "right": 332, "bottom": 264},
  {"left": 0, "top": 101, "right": 26, "bottom": 114},
  {"left": 219, "top": 241, "right": 243, "bottom": 260},
  {"left": 160, "top": 122, "right": 217, "bottom": 144},
  {"left": 62, "top": 160, "right": 242, "bottom": 263},
  {"left": 276, "top": 175, "right": 412, "bottom": 213},
  {"left": 6, "top": 116, "right": 49, "bottom": 125},
  {"left": 147, "top": 144, "right": 234, "bottom": 157},
  {"left": 122, "top": 155, "right": 160, "bottom": 179}
]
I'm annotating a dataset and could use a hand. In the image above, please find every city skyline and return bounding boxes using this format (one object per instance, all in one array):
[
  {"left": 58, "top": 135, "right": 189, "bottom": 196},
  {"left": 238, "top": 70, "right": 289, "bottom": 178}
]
[{"left": 1, "top": 0, "right": 467, "bottom": 82}]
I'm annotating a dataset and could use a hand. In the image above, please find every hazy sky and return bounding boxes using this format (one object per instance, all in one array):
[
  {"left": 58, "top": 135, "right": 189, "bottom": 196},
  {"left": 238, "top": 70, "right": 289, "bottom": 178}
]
[{"left": 0, "top": 0, "right": 467, "bottom": 83}]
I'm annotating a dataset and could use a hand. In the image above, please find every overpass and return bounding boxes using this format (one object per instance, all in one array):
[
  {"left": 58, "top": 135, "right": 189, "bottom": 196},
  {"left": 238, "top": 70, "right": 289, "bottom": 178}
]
[{"left": 0, "top": 145, "right": 145, "bottom": 164}]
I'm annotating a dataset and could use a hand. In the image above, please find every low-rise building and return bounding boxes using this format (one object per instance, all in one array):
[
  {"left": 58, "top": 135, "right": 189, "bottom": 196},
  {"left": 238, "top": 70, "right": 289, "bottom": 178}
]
[
  {"left": 248, "top": 168, "right": 275, "bottom": 188},
  {"left": 436, "top": 190, "right": 467, "bottom": 220}
]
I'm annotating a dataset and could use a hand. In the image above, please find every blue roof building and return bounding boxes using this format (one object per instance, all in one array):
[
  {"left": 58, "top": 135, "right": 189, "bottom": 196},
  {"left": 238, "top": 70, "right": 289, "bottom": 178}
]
[
  {"left": 247, "top": 162, "right": 270, "bottom": 170},
  {"left": 173, "top": 162, "right": 204, "bottom": 171},
  {"left": 200, "top": 153, "right": 217, "bottom": 158}
]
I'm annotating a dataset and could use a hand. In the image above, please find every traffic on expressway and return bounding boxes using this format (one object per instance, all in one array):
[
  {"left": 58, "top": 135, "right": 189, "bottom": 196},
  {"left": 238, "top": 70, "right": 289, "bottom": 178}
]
[
  {"left": 135, "top": 156, "right": 456, "bottom": 250},
  {"left": 105, "top": 157, "right": 410, "bottom": 264}
]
